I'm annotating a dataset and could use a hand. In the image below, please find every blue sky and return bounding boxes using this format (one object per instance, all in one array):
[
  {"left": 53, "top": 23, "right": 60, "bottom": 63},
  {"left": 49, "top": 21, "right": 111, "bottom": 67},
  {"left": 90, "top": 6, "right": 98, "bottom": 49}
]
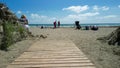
[{"left": 1, "top": 0, "right": 120, "bottom": 24}]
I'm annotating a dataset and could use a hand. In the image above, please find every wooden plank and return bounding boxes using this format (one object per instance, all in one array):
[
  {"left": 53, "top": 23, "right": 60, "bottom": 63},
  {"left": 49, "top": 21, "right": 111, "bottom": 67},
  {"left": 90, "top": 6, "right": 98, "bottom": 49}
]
[
  {"left": 8, "top": 63, "right": 95, "bottom": 68},
  {"left": 15, "top": 58, "right": 89, "bottom": 62},
  {"left": 7, "top": 40, "right": 96, "bottom": 68}
]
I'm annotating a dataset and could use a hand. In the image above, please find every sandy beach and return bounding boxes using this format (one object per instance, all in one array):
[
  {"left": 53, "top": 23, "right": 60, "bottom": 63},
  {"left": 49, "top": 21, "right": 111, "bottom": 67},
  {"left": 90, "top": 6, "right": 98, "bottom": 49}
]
[
  {"left": 1, "top": 27, "right": 120, "bottom": 68},
  {"left": 30, "top": 27, "right": 120, "bottom": 68}
]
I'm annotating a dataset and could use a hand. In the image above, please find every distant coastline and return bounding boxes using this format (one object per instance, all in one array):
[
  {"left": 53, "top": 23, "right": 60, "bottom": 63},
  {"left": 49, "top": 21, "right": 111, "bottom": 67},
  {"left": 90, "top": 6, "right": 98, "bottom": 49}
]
[{"left": 29, "top": 23, "right": 120, "bottom": 27}]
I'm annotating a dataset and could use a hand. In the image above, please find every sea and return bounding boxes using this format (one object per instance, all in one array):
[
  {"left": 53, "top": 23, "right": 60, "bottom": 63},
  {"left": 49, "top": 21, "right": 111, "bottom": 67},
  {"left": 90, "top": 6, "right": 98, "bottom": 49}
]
[{"left": 29, "top": 23, "right": 120, "bottom": 28}]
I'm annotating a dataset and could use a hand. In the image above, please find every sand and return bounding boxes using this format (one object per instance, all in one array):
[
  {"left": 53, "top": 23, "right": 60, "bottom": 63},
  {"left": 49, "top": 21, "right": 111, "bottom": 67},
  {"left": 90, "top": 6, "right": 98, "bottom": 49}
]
[
  {"left": 0, "top": 27, "right": 120, "bottom": 68},
  {"left": 0, "top": 40, "right": 36, "bottom": 68},
  {"left": 30, "top": 27, "right": 120, "bottom": 68}
]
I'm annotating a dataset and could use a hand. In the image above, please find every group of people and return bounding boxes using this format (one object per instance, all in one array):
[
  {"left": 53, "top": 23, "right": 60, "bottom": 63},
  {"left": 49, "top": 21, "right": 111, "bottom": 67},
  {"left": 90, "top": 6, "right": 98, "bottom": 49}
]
[
  {"left": 19, "top": 16, "right": 98, "bottom": 31},
  {"left": 53, "top": 20, "right": 60, "bottom": 28},
  {"left": 75, "top": 21, "right": 99, "bottom": 30},
  {"left": 90, "top": 25, "right": 99, "bottom": 30},
  {"left": 85, "top": 25, "right": 99, "bottom": 30}
]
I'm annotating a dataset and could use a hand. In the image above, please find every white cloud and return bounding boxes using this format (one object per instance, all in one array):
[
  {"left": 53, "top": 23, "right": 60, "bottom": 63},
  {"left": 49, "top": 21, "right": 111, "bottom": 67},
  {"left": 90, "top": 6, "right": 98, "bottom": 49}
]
[
  {"left": 28, "top": 13, "right": 119, "bottom": 24},
  {"left": 63, "top": 5, "right": 89, "bottom": 13},
  {"left": 118, "top": 5, "right": 120, "bottom": 8},
  {"left": 29, "top": 12, "right": 99, "bottom": 24},
  {"left": 29, "top": 13, "right": 57, "bottom": 24},
  {"left": 97, "top": 15, "right": 117, "bottom": 20},
  {"left": 95, "top": 15, "right": 118, "bottom": 23},
  {"left": 17, "top": 11, "right": 22, "bottom": 14},
  {"left": 31, "top": 13, "right": 47, "bottom": 19},
  {"left": 102, "top": 6, "right": 109, "bottom": 11},
  {"left": 31, "top": 13, "right": 39, "bottom": 18},
  {"left": 93, "top": 5, "right": 109, "bottom": 11},
  {"left": 103, "top": 15, "right": 117, "bottom": 19},
  {"left": 66, "top": 12, "right": 99, "bottom": 18},
  {"left": 93, "top": 5, "right": 99, "bottom": 11},
  {"left": 60, "top": 12, "right": 100, "bottom": 24},
  {"left": 81, "top": 12, "right": 99, "bottom": 17}
]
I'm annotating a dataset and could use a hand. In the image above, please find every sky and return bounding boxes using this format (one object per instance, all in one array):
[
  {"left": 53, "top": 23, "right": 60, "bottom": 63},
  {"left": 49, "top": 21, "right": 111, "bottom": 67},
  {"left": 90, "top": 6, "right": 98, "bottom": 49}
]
[{"left": 1, "top": 0, "right": 120, "bottom": 24}]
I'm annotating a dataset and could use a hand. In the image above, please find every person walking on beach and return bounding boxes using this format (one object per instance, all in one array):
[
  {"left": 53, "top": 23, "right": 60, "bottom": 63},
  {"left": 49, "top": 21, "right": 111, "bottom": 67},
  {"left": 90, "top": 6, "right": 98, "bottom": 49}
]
[
  {"left": 53, "top": 20, "right": 56, "bottom": 28},
  {"left": 58, "top": 21, "right": 60, "bottom": 28}
]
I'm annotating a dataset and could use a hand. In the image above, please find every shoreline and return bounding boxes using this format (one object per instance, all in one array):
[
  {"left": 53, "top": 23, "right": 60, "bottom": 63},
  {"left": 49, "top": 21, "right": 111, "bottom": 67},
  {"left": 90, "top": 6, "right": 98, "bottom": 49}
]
[
  {"left": 29, "top": 26, "right": 119, "bottom": 29},
  {"left": 29, "top": 23, "right": 120, "bottom": 28}
]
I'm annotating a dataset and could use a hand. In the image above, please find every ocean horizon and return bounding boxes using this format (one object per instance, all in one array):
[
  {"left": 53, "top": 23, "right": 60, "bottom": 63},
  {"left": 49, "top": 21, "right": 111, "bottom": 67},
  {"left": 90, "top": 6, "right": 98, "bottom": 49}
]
[{"left": 29, "top": 23, "right": 120, "bottom": 27}]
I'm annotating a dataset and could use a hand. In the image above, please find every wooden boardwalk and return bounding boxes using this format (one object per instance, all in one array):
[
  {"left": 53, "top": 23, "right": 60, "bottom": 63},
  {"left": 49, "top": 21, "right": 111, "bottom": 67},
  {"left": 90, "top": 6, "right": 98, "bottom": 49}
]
[{"left": 7, "top": 40, "right": 96, "bottom": 68}]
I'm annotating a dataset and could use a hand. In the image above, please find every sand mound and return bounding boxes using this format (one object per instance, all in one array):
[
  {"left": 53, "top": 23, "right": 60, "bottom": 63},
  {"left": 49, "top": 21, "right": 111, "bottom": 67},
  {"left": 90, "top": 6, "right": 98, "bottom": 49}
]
[{"left": 98, "top": 27, "right": 120, "bottom": 45}]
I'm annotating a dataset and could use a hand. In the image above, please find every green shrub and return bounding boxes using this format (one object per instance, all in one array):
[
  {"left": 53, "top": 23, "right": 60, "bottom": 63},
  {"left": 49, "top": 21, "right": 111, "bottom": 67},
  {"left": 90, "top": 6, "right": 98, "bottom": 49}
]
[
  {"left": 17, "top": 24, "right": 27, "bottom": 38},
  {"left": 0, "top": 21, "right": 28, "bottom": 50},
  {"left": 0, "top": 21, "right": 15, "bottom": 50}
]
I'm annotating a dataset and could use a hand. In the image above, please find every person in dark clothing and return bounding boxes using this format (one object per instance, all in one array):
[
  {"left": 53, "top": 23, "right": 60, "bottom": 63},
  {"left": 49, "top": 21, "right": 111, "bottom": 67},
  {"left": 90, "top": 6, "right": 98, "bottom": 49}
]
[
  {"left": 85, "top": 26, "right": 89, "bottom": 30},
  {"left": 58, "top": 21, "right": 60, "bottom": 28},
  {"left": 75, "top": 21, "right": 81, "bottom": 29},
  {"left": 90, "top": 25, "right": 98, "bottom": 30},
  {"left": 53, "top": 20, "right": 56, "bottom": 28},
  {"left": 41, "top": 26, "right": 43, "bottom": 29}
]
